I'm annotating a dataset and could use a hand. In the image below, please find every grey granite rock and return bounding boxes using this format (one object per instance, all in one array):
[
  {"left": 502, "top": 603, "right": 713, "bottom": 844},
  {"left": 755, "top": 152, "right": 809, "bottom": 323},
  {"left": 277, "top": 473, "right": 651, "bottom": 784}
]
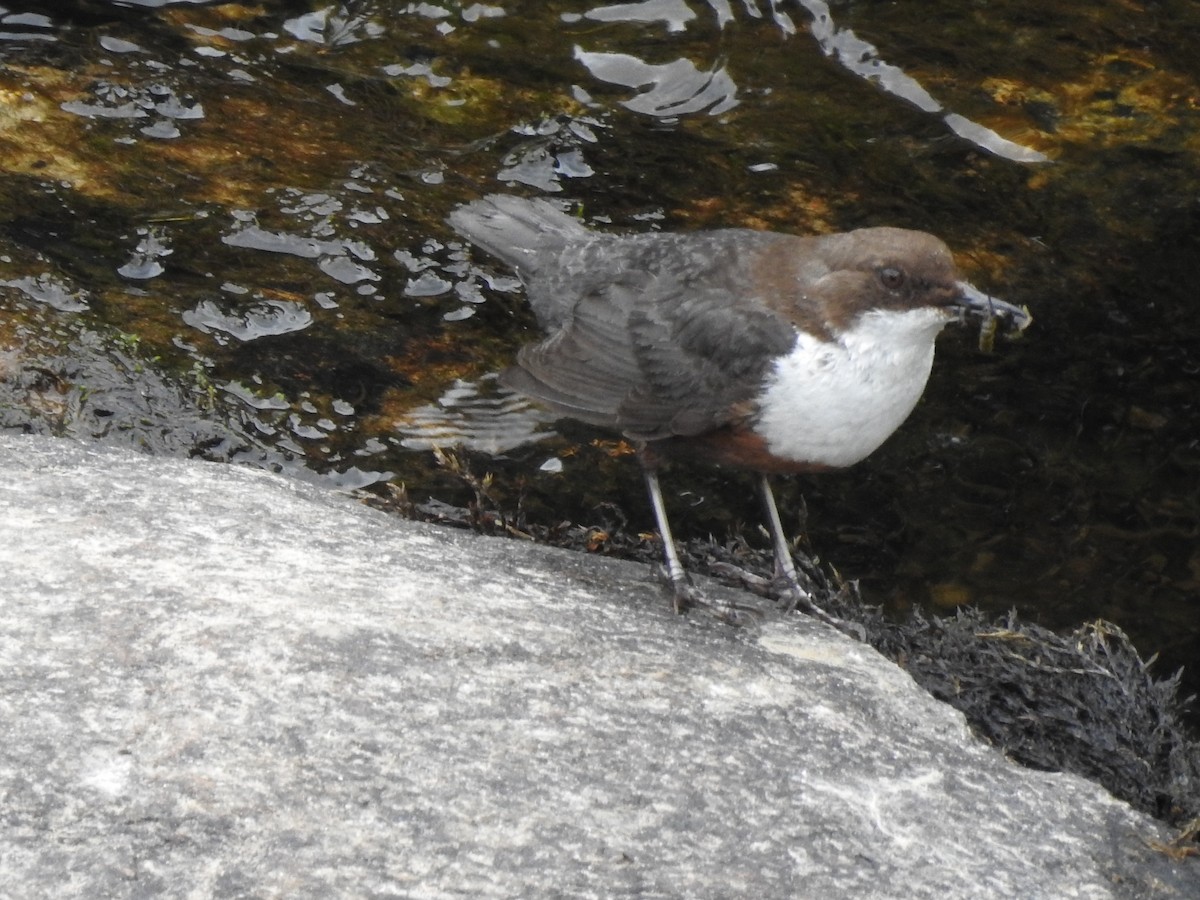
[{"left": 0, "top": 433, "right": 1194, "bottom": 898}]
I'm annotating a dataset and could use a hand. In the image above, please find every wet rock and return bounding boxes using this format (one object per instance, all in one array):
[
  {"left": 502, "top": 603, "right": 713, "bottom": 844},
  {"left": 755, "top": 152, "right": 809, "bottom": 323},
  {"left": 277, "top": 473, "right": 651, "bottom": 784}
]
[
  {"left": 0, "top": 433, "right": 1196, "bottom": 899},
  {"left": 0, "top": 309, "right": 262, "bottom": 464}
]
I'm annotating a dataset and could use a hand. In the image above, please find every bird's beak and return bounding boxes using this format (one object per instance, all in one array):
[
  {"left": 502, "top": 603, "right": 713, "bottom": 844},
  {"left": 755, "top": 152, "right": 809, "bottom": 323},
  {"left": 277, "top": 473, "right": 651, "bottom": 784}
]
[{"left": 954, "top": 281, "right": 1032, "bottom": 334}]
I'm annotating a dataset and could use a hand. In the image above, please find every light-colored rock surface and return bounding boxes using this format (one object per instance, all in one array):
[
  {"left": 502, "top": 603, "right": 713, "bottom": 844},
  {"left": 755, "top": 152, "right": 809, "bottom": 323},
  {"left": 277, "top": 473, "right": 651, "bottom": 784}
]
[{"left": 0, "top": 433, "right": 1194, "bottom": 898}]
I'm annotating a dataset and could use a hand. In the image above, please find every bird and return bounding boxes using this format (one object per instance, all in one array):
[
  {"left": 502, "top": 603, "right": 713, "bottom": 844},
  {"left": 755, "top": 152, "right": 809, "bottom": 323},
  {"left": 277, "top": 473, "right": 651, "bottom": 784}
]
[{"left": 448, "top": 194, "right": 1030, "bottom": 614}]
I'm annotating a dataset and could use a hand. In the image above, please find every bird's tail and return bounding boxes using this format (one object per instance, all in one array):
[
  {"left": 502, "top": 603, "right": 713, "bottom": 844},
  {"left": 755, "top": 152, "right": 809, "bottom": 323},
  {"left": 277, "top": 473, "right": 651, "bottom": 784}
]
[{"left": 448, "top": 195, "right": 590, "bottom": 276}]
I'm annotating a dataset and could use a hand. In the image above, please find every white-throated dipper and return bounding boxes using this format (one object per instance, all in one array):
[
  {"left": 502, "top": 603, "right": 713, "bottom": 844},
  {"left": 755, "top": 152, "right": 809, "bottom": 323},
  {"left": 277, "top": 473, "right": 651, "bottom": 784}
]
[{"left": 449, "top": 195, "right": 1030, "bottom": 613}]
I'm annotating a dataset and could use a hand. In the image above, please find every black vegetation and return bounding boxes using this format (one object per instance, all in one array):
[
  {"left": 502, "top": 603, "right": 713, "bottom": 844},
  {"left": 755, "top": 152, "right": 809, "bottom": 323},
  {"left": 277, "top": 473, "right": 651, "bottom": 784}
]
[{"left": 869, "top": 607, "right": 1200, "bottom": 828}]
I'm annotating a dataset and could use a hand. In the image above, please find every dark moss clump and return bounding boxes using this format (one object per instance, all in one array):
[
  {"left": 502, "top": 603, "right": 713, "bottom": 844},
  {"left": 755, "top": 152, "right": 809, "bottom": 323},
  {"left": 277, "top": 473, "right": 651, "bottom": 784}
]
[{"left": 869, "top": 607, "right": 1200, "bottom": 828}]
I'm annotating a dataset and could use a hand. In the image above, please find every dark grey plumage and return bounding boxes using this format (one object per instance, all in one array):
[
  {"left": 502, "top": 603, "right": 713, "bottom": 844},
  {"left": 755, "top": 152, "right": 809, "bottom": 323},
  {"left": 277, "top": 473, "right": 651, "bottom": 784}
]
[{"left": 450, "top": 196, "right": 798, "bottom": 442}]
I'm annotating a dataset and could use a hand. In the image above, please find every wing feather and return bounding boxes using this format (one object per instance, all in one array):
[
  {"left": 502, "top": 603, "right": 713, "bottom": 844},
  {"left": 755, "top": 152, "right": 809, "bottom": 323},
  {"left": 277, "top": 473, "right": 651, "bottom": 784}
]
[{"left": 504, "top": 261, "right": 797, "bottom": 439}]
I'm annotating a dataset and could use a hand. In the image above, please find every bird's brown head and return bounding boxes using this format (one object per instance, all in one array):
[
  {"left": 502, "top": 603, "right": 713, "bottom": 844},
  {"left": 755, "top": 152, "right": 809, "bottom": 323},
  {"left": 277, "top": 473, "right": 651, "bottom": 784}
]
[
  {"left": 803, "top": 227, "right": 964, "bottom": 330},
  {"left": 767, "top": 226, "right": 1030, "bottom": 337}
]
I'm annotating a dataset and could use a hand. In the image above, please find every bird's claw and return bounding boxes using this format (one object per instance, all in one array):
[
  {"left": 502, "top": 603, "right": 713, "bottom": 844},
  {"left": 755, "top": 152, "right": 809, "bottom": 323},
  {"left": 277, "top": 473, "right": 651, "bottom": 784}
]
[{"left": 669, "top": 579, "right": 702, "bottom": 615}]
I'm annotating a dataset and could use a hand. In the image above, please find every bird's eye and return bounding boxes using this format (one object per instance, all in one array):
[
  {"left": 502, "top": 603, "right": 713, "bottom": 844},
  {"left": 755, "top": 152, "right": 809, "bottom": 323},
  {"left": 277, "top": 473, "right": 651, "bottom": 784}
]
[{"left": 878, "top": 267, "right": 906, "bottom": 291}]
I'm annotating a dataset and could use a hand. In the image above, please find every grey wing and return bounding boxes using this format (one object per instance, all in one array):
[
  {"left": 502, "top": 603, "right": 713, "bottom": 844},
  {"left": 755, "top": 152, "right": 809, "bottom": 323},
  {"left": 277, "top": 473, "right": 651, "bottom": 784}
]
[
  {"left": 616, "top": 292, "right": 796, "bottom": 439},
  {"left": 502, "top": 276, "right": 797, "bottom": 440},
  {"left": 500, "top": 279, "right": 656, "bottom": 429}
]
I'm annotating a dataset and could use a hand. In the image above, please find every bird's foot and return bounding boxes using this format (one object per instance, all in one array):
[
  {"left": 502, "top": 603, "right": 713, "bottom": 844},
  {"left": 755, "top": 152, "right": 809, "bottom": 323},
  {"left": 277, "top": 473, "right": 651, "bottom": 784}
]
[
  {"left": 762, "top": 573, "right": 865, "bottom": 641},
  {"left": 779, "top": 583, "right": 867, "bottom": 641},
  {"left": 667, "top": 576, "right": 702, "bottom": 615},
  {"left": 774, "top": 578, "right": 810, "bottom": 614},
  {"left": 689, "top": 592, "right": 770, "bottom": 627},
  {"left": 652, "top": 568, "right": 765, "bottom": 626}
]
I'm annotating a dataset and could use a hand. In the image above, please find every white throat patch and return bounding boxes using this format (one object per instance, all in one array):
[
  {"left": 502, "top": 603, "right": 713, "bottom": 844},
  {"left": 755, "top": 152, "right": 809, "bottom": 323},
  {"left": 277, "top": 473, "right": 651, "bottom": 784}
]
[{"left": 755, "top": 307, "right": 951, "bottom": 467}]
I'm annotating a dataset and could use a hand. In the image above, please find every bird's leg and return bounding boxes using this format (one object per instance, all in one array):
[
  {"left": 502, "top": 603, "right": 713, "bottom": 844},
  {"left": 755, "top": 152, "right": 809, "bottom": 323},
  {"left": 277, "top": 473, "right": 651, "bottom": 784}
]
[
  {"left": 758, "top": 476, "right": 866, "bottom": 639},
  {"left": 641, "top": 455, "right": 763, "bottom": 623},
  {"left": 641, "top": 465, "right": 695, "bottom": 613},
  {"left": 758, "top": 474, "right": 813, "bottom": 613}
]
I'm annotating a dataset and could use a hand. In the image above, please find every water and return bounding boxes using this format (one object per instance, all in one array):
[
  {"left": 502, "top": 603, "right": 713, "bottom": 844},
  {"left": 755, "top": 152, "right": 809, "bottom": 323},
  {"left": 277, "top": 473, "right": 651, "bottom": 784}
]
[{"left": 0, "top": 0, "right": 1197, "bottom": 707}]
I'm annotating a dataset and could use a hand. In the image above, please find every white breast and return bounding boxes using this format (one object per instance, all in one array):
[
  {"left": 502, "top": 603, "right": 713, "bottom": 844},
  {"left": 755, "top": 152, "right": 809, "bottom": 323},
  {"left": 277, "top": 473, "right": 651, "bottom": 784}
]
[{"left": 754, "top": 307, "right": 952, "bottom": 467}]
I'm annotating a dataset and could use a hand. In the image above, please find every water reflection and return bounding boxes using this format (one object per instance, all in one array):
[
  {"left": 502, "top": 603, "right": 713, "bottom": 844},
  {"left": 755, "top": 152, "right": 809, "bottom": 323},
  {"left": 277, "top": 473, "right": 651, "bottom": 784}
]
[
  {"left": 117, "top": 226, "right": 172, "bottom": 280},
  {"left": 575, "top": 50, "right": 739, "bottom": 118},
  {"left": 796, "top": 0, "right": 1050, "bottom": 163},
  {"left": 462, "top": 4, "right": 506, "bottom": 23},
  {"left": 382, "top": 61, "right": 453, "bottom": 88},
  {"left": 569, "top": 0, "right": 795, "bottom": 33},
  {"left": 0, "top": 9, "right": 54, "bottom": 42},
  {"left": 185, "top": 23, "right": 256, "bottom": 44},
  {"left": 98, "top": 36, "right": 143, "bottom": 54},
  {"left": 569, "top": 0, "right": 1047, "bottom": 161},
  {"left": 182, "top": 297, "right": 313, "bottom": 343},
  {"left": 61, "top": 80, "right": 205, "bottom": 142},
  {"left": 394, "top": 373, "right": 558, "bottom": 456},
  {"left": 220, "top": 380, "right": 291, "bottom": 412},
  {"left": 283, "top": 6, "right": 385, "bottom": 46},
  {"left": 222, "top": 210, "right": 380, "bottom": 288},
  {"left": 567, "top": 0, "right": 698, "bottom": 33},
  {"left": 499, "top": 116, "right": 602, "bottom": 191},
  {"left": 101, "top": 1, "right": 231, "bottom": 8},
  {"left": 0, "top": 274, "right": 89, "bottom": 312}
]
